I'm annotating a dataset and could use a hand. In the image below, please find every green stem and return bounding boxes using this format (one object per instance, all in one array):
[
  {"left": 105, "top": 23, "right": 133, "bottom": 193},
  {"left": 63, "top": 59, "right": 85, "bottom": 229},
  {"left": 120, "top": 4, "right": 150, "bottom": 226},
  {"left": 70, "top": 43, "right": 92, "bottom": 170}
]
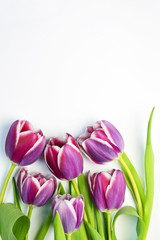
[
  {"left": 118, "top": 154, "right": 144, "bottom": 219},
  {"left": 71, "top": 179, "right": 88, "bottom": 222},
  {"left": 106, "top": 212, "right": 112, "bottom": 240},
  {"left": 66, "top": 233, "right": 71, "bottom": 240},
  {"left": 0, "top": 163, "right": 16, "bottom": 204},
  {"left": 25, "top": 206, "right": 33, "bottom": 240}
]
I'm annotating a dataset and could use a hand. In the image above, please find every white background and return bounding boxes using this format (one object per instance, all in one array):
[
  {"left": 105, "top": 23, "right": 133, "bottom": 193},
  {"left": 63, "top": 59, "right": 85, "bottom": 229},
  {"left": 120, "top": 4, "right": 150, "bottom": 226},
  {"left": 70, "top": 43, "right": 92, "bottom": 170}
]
[{"left": 0, "top": 0, "right": 160, "bottom": 239}]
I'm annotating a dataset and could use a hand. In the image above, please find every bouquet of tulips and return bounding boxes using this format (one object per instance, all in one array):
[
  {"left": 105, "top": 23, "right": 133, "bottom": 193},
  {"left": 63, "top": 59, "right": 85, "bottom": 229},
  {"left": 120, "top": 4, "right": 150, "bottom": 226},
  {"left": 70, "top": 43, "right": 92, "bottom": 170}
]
[{"left": 0, "top": 108, "right": 155, "bottom": 240}]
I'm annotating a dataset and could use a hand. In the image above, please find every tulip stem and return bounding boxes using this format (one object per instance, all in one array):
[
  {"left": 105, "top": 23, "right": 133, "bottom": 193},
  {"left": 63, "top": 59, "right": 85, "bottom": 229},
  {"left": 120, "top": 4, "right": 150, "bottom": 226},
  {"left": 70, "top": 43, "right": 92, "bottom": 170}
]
[
  {"left": 66, "top": 233, "right": 71, "bottom": 240},
  {"left": 118, "top": 153, "right": 143, "bottom": 219},
  {"left": 71, "top": 179, "right": 88, "bottom": 222},
  {"left": 106, "top": 212, "right": 112, "bottom": 240},
  {"left": 0, "top": 163, "right": 16, "bottom": 204},
  {"left": 25, "top": 206, "right": 33, "bottom": 240}
]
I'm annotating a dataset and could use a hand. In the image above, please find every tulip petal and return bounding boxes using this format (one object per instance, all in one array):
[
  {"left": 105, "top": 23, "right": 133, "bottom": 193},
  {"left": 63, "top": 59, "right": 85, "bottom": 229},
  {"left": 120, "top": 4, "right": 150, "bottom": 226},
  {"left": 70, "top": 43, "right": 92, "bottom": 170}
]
[
  {"left": 53, "top": 200, "right": 77, "bottom": 233},
  {"left": 21, "top": 176, "right": 40, "bottom": 204},
  {"left": 44, "top": 145, "right": 65, "bottom": 179},
  {"left": 11, "top": 131, "right": 39, "bottom": 164},
  {"left": 82, "top": 138, "right": 118, "bottom": 164},
  {"left": 91, "top": 129, "right": 109, "bottom": 142},
  {"left": 101, "top": 120, "right": 124, "bottom": 153},
  {"left": 20, "top": 121, "right": 33, "bottom": 132},
  {"left": 49, "top": 135, "right": 67, "bottom": 147},
  {"left": 71, "top": 196, "right": 84, "bottom": 229},
  {"left": 87, "top": 171, "right": 98, "bottom": 196},
  {"left": 33, "top": 179, "right": 56, "bottom": 206},
  {"left": 19, "top": 135, "right": 46, "bottom": 166},
  {"left": 17, "top": 168, "right": 28, "bottom": 193},
  {"left": 93, "top": 172, "right": 111, "bottom": 211},
  {"left": 58, "top": 143, "right": 83, "bottom": 180},
  {"left": 5, "top": 120, "right": 20, "bottom": 159},
  {"left": 105, "top": 170, "right": 126, "bottom": 210},
  {"left": 67, "top": 134, "right": 79, "bottom": 148}
]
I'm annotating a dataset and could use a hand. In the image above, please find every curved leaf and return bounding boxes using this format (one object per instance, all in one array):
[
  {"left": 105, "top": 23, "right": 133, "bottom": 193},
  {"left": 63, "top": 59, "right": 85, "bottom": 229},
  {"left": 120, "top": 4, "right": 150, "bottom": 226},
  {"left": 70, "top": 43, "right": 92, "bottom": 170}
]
[
  {"left": 0, "top": 203, "right": 30, "bottom": 240},
  {"left": 112, "top": 206, "right": 145, "bottom": 240}
]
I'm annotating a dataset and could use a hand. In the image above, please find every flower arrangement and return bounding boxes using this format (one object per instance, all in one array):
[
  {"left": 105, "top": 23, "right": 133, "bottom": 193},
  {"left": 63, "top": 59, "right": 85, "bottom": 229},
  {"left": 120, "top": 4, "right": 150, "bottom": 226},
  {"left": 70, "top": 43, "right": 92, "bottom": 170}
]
[{"left": 0, "top": 108, "right": 155, "bottom": 240}]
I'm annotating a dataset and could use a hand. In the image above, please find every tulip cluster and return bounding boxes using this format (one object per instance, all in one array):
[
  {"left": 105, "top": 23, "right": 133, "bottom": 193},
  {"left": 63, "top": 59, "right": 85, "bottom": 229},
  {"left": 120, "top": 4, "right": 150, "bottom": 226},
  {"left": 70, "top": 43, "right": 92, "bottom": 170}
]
[{"left": 0, "top": 109, "right": 155, "bottom": 240}]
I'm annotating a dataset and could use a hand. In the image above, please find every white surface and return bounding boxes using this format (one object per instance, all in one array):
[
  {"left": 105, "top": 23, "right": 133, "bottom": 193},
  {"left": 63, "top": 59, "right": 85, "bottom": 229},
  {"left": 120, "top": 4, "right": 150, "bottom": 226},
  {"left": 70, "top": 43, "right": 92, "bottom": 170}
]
[{"left": 0, "top": 0, "right": 160, "bottom": 239}]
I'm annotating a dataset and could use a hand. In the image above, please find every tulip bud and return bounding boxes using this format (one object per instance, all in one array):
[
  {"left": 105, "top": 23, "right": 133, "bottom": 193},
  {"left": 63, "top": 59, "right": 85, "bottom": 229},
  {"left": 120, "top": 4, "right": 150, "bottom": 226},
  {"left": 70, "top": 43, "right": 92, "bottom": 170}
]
[
  {"left": 5, "top": 120, "right": 46, "bottom": 166},
  {"left": 87, "top": 169, "right": 126, "bottom": 212},
  {"left": 44, "top": 133, "right": 83, "bottom": 180},
  {"left": 17, "top": 168, "right": 57, "bottom": 206},
  {"left": 52, "top": 194, "right": 84, "bottom": 234},
  {"left": 78, "top": 120, "right": 124, "bottom": 164}
]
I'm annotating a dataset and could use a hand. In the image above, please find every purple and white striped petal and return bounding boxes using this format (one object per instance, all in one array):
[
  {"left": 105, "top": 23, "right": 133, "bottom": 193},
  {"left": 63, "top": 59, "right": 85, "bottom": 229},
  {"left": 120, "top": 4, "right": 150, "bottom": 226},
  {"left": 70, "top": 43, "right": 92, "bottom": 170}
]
[
  {"left": 21, "top": 176, "right": 40, "bottom": 204},
  {"left": 33, "top": 179, "right": 56, "bottom": 206},
  {"left": 82, "top": 138, "right": 119, "bottom": 164},
  {"left": 5, "top": 120, "right": 20, "bottom": 160},
  {"left": 71, "top": 195, "right": 84, "bottom": 229},
  {"left": 67, "top": 134, "right": 79, "bottom": 149},
  {"left": 105, "top": 170, "right": 126, "bottom": 210},
  {"left": 53, "top": 199, "right": 77, "bottom": 234},
  {"left": 101, "top": 120, "right": 124, "bottom": 153},
  {"left": 44, "top": 145, "right": 65, "bottom": 179},
  {"left": 93, "top": 172, "right": 111, "bottom": 211},
  {"left": 58, "top": 143, "right": 83, "bottom": 180},
  {"left": 17, "top": 168, "right": 28, "bottom": 193},
  {"left": 19, "top": 135, "right": 46, "bottom": 166},
  {"left": 11, "top": 131, "right": 38, "bottom": 164}
]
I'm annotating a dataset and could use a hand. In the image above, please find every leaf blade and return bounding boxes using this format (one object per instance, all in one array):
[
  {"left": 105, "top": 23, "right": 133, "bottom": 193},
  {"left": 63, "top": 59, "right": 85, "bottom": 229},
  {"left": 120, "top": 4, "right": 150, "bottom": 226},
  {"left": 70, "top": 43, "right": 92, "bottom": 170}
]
[
  {"left": 112, "top": 206, "right": 145, "bottom": 240},
  {"left": 53, "top": 211, "right": 66, "bottom": 240},
  {"left": 0, "top": 203, "right": 30, "bottom": 240}
]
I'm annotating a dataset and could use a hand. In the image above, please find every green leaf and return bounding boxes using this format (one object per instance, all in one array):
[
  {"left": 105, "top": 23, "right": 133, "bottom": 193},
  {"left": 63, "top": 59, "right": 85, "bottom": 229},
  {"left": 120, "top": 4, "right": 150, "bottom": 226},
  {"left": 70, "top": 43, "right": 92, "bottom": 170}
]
[
  {"left": 36, "top": 210, "right": 53, "bottom": 240},
  {"left": 58, "top": 182, "right": 66, "bottom": 195},
  {"left": 0, "top": 203, "right": 30, "bottom": 240},
  {"left": 12, "top": 178, "right": 21, "bottom": 211},
  {"left": 93, "top": 205, "right": 105, "bottom": 240},
  {"left": 69, "top": 181, "right": 77, "bottom": 197},
  {"left": 121, "top": 152, "right": 145, "bottom": 207},
  {"left": 78, "top": 173, "right": 95, "bottom": 228},
  {"left": 53, "top": 211, "right": 66, "bottom": 240},
  {"left": 143, "top": 107, "right": 155, "bottom": 239},
  {"left": 112, "top": 206, "right": 145, "bottom": 240},
  {"left": 85, "top": 221, "right": 103, "bottom": 240}
]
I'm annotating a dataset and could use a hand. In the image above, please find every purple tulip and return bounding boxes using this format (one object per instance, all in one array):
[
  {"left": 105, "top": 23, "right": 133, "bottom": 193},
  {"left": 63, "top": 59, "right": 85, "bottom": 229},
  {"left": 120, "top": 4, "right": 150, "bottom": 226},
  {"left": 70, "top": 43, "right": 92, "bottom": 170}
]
[
  {"left": 44, "top": 133, "right": 83, "bottom": 180},
  {"left": 78, "top": 120, "right": 124, "bottom": 164},
  {"left": 52, "top": 194, "right": 84, "bottom": 234},
  {"left": 17, "top": 168, "right": 57, "bottom": 206},
  {"left": 87, "top": 169, "right": 126, "bottom": 212},
  {"left": 5, "top": 120, "right": 46, "bottom": 166}
]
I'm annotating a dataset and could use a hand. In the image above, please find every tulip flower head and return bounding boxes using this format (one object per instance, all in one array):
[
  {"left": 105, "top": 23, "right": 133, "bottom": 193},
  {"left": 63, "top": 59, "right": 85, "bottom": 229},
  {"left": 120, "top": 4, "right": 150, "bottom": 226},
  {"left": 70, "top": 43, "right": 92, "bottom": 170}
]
[
  {"left": 17, "top": 168, "right": 57, "bottom": 207},
  {"left": 5, "top": 120, "right": 46, "bottom": 166},
  {"left": 44, "top": 133, "right": 83, "bottom": 180},
  {"left": 52, "top": 194, "right": 84, "bottom": 234},
  {"left": 78, "top": 120, "right": 124, "bottom": 164},
  {"left": 87, "top": 169, "right": 126, "bottom": 212}
]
